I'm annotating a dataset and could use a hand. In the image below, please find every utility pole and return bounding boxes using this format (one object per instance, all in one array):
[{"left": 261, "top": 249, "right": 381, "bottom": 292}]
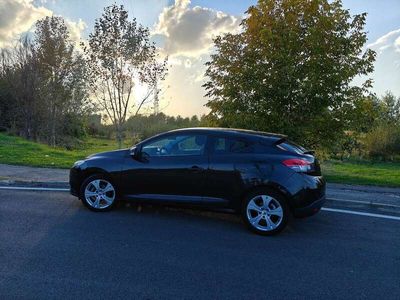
[{"left": 153, "top": 79, "right": 159, "bottom": 115}]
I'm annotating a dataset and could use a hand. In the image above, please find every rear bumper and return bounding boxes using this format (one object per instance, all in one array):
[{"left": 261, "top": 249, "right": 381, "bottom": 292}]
[
  {"left": 292, "top": 195, "right": 326, "bottom": 217},
  {"left": 285, "top": 174, "right": 326, "bottom": 218}
]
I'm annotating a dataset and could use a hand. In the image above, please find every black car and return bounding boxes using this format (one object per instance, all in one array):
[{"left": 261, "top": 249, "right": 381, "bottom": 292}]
[{"left": 70, "top": 128, "right": 325, "bottom": 235}]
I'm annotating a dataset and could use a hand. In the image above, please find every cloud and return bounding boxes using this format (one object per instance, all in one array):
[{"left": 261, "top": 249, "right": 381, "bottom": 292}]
[
  {"left": 65, "top": 18, "right": 86, "bottom": 48},
  {"left": 154, "top": 0, "right": 240, "bottom": 57},
  {"left": 368, "top": 29, "right": 400, "bottom": 54},
  {"left": 0, "top": 0, "right": 52, "bottom": 47},
  {"left": 366, "top": 29, "right": 400, "bottom": 96},
  {"left": 153, "top": 0, "right": 242, "bottom": 116},
  {"left": 161, "top": 54, "right": 211, "bottom": 116}
]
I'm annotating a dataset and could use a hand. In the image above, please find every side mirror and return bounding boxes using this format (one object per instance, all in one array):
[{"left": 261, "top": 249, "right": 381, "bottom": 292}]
[{"left": 130, "top": 146, "right": 140, "bottom": 159}]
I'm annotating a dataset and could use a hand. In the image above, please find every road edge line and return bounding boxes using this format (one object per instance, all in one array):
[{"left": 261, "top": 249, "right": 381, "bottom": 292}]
[
  {"left": 321, "top": 207, "right": 400, "bottom": 221},
  {"left": 327, "top": 197, "right": 400, "bottom": 209}
]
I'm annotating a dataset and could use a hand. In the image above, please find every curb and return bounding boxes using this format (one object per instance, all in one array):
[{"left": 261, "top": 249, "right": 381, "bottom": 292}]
[
  {"left": 327, "top": 183, "right": 400, "bottom": 195},
  {"left": 0, "top": 180, "right": 69, "bottom": 189}
]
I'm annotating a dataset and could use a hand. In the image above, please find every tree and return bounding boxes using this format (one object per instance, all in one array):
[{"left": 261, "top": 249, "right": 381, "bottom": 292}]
[
  {"left": 379, "top": 91, "right": 400, "bottom": 125},
  {"left": 35, "top": 16, "right": 90, "bottom": 146},
  {"left": 204, "top": 0, "right": 376, "bottom": 149},
  {"left": 0, "top": 38, "right": 41, "bottom": 139},
  {"left": 0, "top": 16, "right": 90, "bottom": 146},
  {"left": 84, "top": 4, "right": 167, "bottom": 148}
]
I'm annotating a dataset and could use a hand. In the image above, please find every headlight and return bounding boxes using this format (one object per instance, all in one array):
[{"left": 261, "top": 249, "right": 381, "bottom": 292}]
[{"left": 73, "top": 160, "right": 85, "bottom": 168}]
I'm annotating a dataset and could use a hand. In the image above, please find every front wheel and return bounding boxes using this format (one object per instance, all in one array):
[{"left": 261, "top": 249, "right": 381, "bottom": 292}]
[
  {"left": 242, "top": 190, "right": 289, "bottom": 235},
  {"left": 80, "top": 175, "right": 117, "bottom": 212}
]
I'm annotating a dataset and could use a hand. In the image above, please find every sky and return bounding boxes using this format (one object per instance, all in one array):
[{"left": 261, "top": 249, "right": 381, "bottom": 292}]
[{"left": 0, "top": 0, "right": 399, "bottom": 117}]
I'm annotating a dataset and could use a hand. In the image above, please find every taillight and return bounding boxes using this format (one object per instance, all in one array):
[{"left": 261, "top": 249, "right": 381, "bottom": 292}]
[{"left": 282, "top": 158, "right": 312, "bottom": 173}]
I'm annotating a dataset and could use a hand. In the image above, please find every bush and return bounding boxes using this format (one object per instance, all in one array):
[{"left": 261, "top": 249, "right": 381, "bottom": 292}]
[
  {"left": 57, "top": 114, "right": 87, "bottom": 149},
  {"left": 329, "top": 132, "right": 364, "bottom": 160},
  {"left": 364, "top": 125, "right": 400, "bottom": 161},
  {"left": 314, "top": 148, "right": 330, "bottom": 162}
]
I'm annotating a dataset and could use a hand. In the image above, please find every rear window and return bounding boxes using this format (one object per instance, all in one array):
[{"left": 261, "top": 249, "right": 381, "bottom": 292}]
[{"left": 276, "top": 140, "right": 306, "bottom": 154}]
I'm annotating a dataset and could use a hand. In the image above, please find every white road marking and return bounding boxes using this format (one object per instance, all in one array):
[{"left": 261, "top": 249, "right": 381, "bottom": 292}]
[
  {"left": 328, "top": 197, "right": 400, "bottom": 209},
  {"left": 321, "top": 207, "right": 400, "bottom": 221},
  {"left": 0, "top": 186, "right": 69, "bottom": 192}
]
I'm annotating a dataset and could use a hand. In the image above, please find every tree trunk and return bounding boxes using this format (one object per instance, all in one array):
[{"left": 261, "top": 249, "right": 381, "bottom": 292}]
[
  {"left": 116, "top": 123, "right": 122, "bottom": 149},
  {"left": 50, "top": 101, "right": 56, "bottom": 147}
]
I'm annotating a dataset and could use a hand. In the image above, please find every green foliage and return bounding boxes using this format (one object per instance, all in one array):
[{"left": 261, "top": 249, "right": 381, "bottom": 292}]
[
  {"left": 0, "top": 16, "right": 90, "bottom": 146},
  {"left": 363, "top": 124, "right": 400, "bottom": 161},
  {"left": 204, "top": 0, "right": 376, "bottom": 149},
  {"left": 330, "top": 132, "right": 362, "bottom": 160},
  {"left": 378, "top": 91, "right": 400, "bottom": 125},
  {"left": 347, "top": 95, "right": 381, "bottom": 133},
  {"left": 348, "top": 92, "right": 400, "bottom": 161}
]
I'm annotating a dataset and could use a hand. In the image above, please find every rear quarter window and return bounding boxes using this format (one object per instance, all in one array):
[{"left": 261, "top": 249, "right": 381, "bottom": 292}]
[
  {"left": 276, "top": 140, "right": 306, "bottom": 154},
  {"left": 212, "top": 137, "right": 271, "bottom": 154}
]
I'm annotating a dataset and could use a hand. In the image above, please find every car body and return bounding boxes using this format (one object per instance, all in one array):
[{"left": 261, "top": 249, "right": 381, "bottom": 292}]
[{"left": 70, "top": 127, "right": 326, "bottom": 235}]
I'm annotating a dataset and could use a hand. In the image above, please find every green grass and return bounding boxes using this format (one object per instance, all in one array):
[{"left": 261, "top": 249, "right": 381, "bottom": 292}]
[
  {"left": 1, "top": 133, "right": 400, "bottom": 187},
  {"left": 322, "top": 160, "right": 400, "bottom": 187},
  {"left": 0, "top": 133, "right": 130, "bottom": 169}
]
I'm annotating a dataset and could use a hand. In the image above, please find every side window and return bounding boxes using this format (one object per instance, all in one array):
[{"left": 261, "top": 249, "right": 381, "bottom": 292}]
[
  {"left": 142, "top": 134, "right": 206, "bottom": 157},
  {"left": 212, "top": 137, "right": 254, "bottom": 154},
  {"left": 230, "top": 139, "right": 252, "bottom": 153}
]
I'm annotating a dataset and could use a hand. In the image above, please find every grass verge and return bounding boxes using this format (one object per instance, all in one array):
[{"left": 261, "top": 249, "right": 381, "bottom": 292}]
[
  {"left": 322, "top": 160, "right": 400, "bottom": 187},
  {"left": 0, "top": 133, "right": 130, "bottom": 169}
]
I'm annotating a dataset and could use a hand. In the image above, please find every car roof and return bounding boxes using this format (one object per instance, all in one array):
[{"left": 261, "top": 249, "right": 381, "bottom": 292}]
[{"left": 165, "top": 127, "right": 286, "bottom": 143}]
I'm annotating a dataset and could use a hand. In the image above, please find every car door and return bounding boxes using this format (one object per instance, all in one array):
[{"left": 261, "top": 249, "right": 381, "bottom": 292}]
[
  {"left": 121, "top": 132, "right": 209, "bottom": 204},
  {"left": 204, "top": 135, "right": 254, "bottom": 207}
]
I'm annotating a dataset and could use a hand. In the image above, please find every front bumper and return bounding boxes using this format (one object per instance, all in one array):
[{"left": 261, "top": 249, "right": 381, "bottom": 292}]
[{"left": 69, "top": 167, "right": 82, "bottom": 197}]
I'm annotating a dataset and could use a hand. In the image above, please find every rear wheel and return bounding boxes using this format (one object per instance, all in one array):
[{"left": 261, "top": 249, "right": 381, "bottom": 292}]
[
  {"left": 80, "top": 175, "right": 117, "bottom": 212},
  {"left": 242, "top": 189, "right": 289, "bottom": 235}
]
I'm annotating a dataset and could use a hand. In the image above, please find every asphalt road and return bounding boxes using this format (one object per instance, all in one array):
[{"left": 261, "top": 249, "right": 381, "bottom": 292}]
[{"left": 0, "top": 190, "right": 399, "bottom": 299}]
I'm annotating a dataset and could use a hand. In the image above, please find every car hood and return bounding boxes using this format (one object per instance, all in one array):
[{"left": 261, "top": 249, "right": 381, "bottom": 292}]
[{"left": 87, "top": 148, "right": 129, "bottom": 159}]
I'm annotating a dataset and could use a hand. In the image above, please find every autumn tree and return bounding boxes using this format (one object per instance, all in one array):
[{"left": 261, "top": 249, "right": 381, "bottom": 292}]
[
  {"left": 204, "top": 0, "right": 376, "bottom": 148},
  {"left": 84, "top": 4, "right": 167, "bottom": 148}
]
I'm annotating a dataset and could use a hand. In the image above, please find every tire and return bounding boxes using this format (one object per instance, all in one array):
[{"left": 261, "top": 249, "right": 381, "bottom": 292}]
[
  {"left": 242, "top": 189, "right": 289, "bottom": 235},
  {"left": 80, "top": 174, "right": 117, "bottom": 212}
]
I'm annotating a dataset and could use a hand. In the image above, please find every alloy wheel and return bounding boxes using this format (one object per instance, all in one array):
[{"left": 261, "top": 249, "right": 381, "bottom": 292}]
[
  {"left": 246, "top": 195, "right": 283, "bottom": 232},
  {"left": 84, "top": 179, "right": 115, "bottom": 209}
]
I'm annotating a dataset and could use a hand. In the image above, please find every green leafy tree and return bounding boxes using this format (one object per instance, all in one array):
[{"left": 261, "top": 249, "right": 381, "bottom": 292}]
[
  {"left": 348, "top": 95, "right": 381, "bottom": 134},
  {"left": 35, "top": 16, "right": 90, "bottom": 146},
  {"left": 84, "top": 4, "right": 167, "bottom": 148},
  {"left": 364, "top": 124, "right": 400, "bottom": 161},
  {"left": 204, "top": 0, "right": 376, "bottom": 148},
  {"left": 0, "top": 38, "right": 41, "bottom": 139},
  {"left": 379, "top": 91, "right": 400, "bottom": 125},
  {"left": 361, "top": 92, "right": 400, "bottom": 160}
]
